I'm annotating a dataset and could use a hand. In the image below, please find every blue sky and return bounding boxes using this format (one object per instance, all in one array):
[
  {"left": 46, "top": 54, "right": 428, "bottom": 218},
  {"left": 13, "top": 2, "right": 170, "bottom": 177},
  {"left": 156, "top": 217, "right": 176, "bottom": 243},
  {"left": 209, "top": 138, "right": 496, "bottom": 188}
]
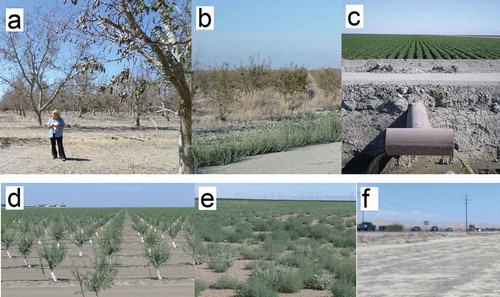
[
  {"left": 196, "top": 183, "right": 355, "bottom": 201},
  {"left": 192, "top": 0, "right": 342, "bottom": 69},
  {"left": 343, "top": 0, "right": 500, "bottom": 35},
  {"left": 2, "top": 184, "right": 194, "bottom": 207},
  {"left": 0, "top": 0, "right": 138, "bottom": 97},
  {"left": 357, "top": 183, "right": 500, "bottom": 224}
]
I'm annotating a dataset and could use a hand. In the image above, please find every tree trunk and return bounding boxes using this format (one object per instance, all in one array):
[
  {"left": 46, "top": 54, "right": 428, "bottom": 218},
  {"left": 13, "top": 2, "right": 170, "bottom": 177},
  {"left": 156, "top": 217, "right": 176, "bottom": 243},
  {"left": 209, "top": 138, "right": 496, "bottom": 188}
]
[
  {"left": 36, "top": 110, "right": 42, "bottom": 126},
  {"left": 178, "top": 89, "right": 193, "bottom": 174}
]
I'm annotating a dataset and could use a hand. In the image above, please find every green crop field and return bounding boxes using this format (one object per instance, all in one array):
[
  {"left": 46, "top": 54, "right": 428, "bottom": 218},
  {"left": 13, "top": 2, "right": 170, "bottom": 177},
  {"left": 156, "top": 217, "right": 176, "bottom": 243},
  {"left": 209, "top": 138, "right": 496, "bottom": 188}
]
[
  {"left": 195, "top": 199, "right": 356, "bottom": 297},
  {"left": 342, "top": 34, "right": 500, "bottom": 59}
]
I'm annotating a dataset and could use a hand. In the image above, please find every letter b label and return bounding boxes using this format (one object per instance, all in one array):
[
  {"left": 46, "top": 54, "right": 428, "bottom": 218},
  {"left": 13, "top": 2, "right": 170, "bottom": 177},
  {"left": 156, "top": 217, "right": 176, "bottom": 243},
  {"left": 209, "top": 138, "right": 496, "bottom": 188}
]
[
  {"left": 196, "top": 6, "right": 214, "bottom": 30},
  {"left": 6, "top": 186, "right": 24, "bottom": 210}
]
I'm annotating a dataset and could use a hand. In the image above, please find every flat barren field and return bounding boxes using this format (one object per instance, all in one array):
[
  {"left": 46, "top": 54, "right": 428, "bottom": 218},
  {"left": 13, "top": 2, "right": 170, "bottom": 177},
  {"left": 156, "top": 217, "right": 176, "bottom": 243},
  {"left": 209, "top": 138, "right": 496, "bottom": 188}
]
[
  {"left": 357, "top": 232, "right": 500, "bottom": 297},
  {"left": 0, "top": 112, "right": 180, "bottom": 174}
]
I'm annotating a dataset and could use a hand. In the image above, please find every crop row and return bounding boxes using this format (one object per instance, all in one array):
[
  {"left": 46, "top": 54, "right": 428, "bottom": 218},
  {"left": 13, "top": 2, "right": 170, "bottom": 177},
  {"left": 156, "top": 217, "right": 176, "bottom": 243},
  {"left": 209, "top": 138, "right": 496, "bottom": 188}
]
[{"left": 342, "top": 34, "right": 500, "bottom": 59}]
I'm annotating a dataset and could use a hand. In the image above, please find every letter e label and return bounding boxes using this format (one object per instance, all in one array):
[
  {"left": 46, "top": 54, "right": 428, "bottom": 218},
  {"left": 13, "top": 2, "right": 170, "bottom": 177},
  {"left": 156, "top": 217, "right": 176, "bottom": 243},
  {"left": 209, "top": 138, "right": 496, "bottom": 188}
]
[{"left": 199, "top": 186, "right": 216, "bottom": 210}]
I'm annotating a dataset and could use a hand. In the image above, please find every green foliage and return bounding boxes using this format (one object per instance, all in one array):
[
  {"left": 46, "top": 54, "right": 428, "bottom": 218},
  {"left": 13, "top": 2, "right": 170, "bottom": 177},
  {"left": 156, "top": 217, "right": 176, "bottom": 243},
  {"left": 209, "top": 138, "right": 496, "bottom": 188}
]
[
  {"left": 342, "top": 34, "right": 500, "bottom": 59},
  {"left": 274, "top": 64, "right": 308, "bottom": 102},
  {"left": 237, "top": 277, "right": 279, "bottom": 297},
  {"left": 212, "top": 275, "right": 241, "bottom": 290},
  {"left": 194, "top": 113, "right": 341, "bottom": 168},
  {"left": 385, "top": 224, "right": 404, "bottom": 232},
  {"left": 39, "top": 242, "right": 66, "bottom": 270},
  {"left": 331, "top": 278, "right": 356, "bottom": 297},
  {"left": 78, "top": 253, "right": 118, "bottom": 297},
  {"left": 51, "top": 220, "right": 65, "bottom": 243},
  {"left": 252, "top": 262, "right": 303, "bottom": 293},
  {"left": 310, "top": 68, "right": 341, "bottom": 97},
  {"left": 195, "top": 279, "right": 208, "bottom": 297},
  {"left": 17, "top": 233, "right": 34, "bottom": 258},
  {"left": 146, "top": 244, "right": 171, "bottom": 269},
  {"left": 2, "top": 229, "right": 15, "bottom": 249},
  {"left": 208, "top": 244, "right": 238, "bottom": 272}
]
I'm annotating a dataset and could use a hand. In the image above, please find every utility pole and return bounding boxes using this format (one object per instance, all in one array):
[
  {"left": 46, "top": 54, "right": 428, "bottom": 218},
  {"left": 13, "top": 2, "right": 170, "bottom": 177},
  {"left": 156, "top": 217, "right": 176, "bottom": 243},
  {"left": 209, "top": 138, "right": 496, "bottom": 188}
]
[{"left": 463, "top": 195, "right": 471, "bottom": 232}]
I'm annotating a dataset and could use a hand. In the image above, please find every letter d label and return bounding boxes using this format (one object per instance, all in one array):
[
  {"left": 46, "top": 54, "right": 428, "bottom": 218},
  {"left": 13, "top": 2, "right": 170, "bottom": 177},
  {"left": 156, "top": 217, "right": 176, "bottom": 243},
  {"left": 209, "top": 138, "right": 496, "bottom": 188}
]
[{"left": 6, "top": 186, "right": 24, "bottom": 210}]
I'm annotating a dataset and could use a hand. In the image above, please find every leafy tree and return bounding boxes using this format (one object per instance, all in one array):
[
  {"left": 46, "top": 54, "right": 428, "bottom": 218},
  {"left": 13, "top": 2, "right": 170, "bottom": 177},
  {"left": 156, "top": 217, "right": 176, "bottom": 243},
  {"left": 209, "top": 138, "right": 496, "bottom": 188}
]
[
  {"left": 74, "top": 0, "right": 193, "bottom": 173},
  {"left": 39, "top": 242, "right": 66, "bottom": 281},
  {"left": 18, "top": 233, "right": 34, "bottom": 267},
  {"left": 145, "top": 244, "right": 170, "bottom": 280}
]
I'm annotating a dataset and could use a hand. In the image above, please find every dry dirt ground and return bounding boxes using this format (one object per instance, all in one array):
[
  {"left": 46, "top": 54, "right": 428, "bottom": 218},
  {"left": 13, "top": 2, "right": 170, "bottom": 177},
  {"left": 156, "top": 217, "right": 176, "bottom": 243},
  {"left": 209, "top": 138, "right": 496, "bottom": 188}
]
[
  {"left": 357, "top": 232, "right": 500, "bottom": 297},
  {"left": 1, "top": 214, "right": 194, "bottom": 297},
  {"left": 0, "top": 112, "right": 180, "bottom": 174},
  {"left": 342, "top": 59, "right": 500, "bottom": 174},
  {"left": 198, "top": 142, "right": 341, "bottom": 174}
]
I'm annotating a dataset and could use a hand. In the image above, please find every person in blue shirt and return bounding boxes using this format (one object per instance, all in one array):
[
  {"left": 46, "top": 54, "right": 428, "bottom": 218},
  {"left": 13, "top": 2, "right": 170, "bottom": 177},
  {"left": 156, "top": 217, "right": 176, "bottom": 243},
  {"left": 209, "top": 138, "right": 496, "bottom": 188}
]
[{"left": 46, "top": 110, "right": 66, "bottom": 161}]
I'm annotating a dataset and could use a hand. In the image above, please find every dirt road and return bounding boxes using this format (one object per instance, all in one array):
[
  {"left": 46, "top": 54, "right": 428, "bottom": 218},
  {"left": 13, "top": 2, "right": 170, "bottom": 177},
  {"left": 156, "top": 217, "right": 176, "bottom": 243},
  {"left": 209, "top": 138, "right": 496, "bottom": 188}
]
[
  {"left": 342, "top": 72, "right": 500, "bottom": 84},
  {"left": 357, "top": 233, "right": 500, "bottom": 297},
  {"left": 198, "top": 142, "right": 341, "bottom": 174}
]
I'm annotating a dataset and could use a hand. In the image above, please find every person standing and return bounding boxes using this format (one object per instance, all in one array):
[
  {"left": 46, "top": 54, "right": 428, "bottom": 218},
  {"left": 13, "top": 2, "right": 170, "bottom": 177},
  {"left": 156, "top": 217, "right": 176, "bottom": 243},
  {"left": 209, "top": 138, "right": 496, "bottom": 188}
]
[{"left": 47, "top": 110, "right": 67, "bottom": 161}]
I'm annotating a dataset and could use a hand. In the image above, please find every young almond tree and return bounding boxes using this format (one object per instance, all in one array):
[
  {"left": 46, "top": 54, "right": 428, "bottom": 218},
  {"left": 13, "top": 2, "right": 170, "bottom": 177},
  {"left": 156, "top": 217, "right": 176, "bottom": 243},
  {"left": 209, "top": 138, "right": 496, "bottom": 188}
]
[
  {"left": 2, "top": 229, "right": 15, "bottom": 258},
  {"left": 73, "top": 230, "right": 88, "bottom": 257},
  {"left": 74, "top": 252, "right": 118, "bottom": 297},
  {"left": 146, "top": 244, "right": 170, "bottom": 280},
  {"left": 144, "top": 230, "right": 160, "bottom": 255},
  {"left": 39, "top": 242, "right": 66, "bottom": 282},
  {"left": 17, "top": 233, "right": 34, "bottom": 267},
  {"left": 182, "top": 217, "right": 200, "bottom": 266},
  {"left": 51, "top": 221, "right": 65, "bottom": 247},
  {"left": 166, "top": 219, "right": 182, "bottom": 248}
]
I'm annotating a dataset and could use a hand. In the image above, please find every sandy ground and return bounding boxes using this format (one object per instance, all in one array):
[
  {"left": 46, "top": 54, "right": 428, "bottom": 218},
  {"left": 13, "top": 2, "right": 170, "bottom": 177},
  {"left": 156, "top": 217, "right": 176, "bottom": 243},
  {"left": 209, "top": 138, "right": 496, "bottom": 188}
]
[
  {"left": 342, "top": 72, "right": 500, "bottom": 84},
  {"left": 357, "top": 232, "right": 500, "bottom": 297},
  {"left": 0, "top": 112, "right": 180, "bottom": 174},
  {"left": 1, "top": 214, "right": 194, "bottom": 296},
  {"left": 198, "top": 142, "right": 341, "bottom": 174},
  {"left": 343, "top": 59, "right": 500, "bottom": 73}
]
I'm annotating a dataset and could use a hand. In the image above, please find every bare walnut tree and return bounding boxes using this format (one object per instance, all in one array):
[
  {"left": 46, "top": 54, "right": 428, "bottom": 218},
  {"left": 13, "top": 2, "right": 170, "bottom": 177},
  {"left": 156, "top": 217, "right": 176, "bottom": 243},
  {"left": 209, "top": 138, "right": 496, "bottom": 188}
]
[
  {"left": 0, "top": 9, "right": 86, "bottom": 125},
  {"left": 74, "top": 0, "right": 193, "bottom": 173}
]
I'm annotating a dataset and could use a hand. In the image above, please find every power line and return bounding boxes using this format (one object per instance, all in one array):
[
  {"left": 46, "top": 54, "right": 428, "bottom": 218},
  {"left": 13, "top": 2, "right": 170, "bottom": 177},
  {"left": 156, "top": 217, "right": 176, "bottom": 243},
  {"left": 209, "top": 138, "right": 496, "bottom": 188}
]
[{"left": 462, "top": 195, "right": 471, "bottom": 232}]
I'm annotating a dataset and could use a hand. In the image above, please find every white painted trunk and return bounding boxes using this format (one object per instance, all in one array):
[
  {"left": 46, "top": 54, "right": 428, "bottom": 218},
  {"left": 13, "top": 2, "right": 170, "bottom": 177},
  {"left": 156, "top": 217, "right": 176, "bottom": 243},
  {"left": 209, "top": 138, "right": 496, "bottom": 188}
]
[
  {"left": 137, "top": 232, "right": 140, "bottom": 237},
  {"left": 38, "top": 240, "right": 42, "bottom": 245},
  {"left": 78, "top": 249, "right": 83, "bottom": 257},
  {"left": 172, "top": 241, "right": 176, "bottom": 248},
  {"left": 156, "top": 269, "right": 162, "bottom": 280},
  {"left": 24, "top": 257, "right": 31, "bottom": 267},
  {"left": 141, "top": 237, "right": 144, "bottom": 243},
  {"left": 148, "top": 248, "right": 151, "bottom": 255},
  {"left": 95, "top": 232, "right": 99, "bottom": 236},
  {"left": 192, "top": 259, "right": 195, "bottom": 266},
  {"left": 154, "top": 228, "right": 157, "bottom": 232},
  {"left": 161, "top": 234, "right": 165, "bottom": 239},
  {"left": 89, "top": 239, "right": 93, "bottom": 244},
  {"left": 45, "top": 229, "right": 48, "bottom": 234},
  {"left": 57, "top": 242, "right": 60, "bottom": 248},
  {"left": 51, "top": 271, "right": 58, "bottom": 282}
]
